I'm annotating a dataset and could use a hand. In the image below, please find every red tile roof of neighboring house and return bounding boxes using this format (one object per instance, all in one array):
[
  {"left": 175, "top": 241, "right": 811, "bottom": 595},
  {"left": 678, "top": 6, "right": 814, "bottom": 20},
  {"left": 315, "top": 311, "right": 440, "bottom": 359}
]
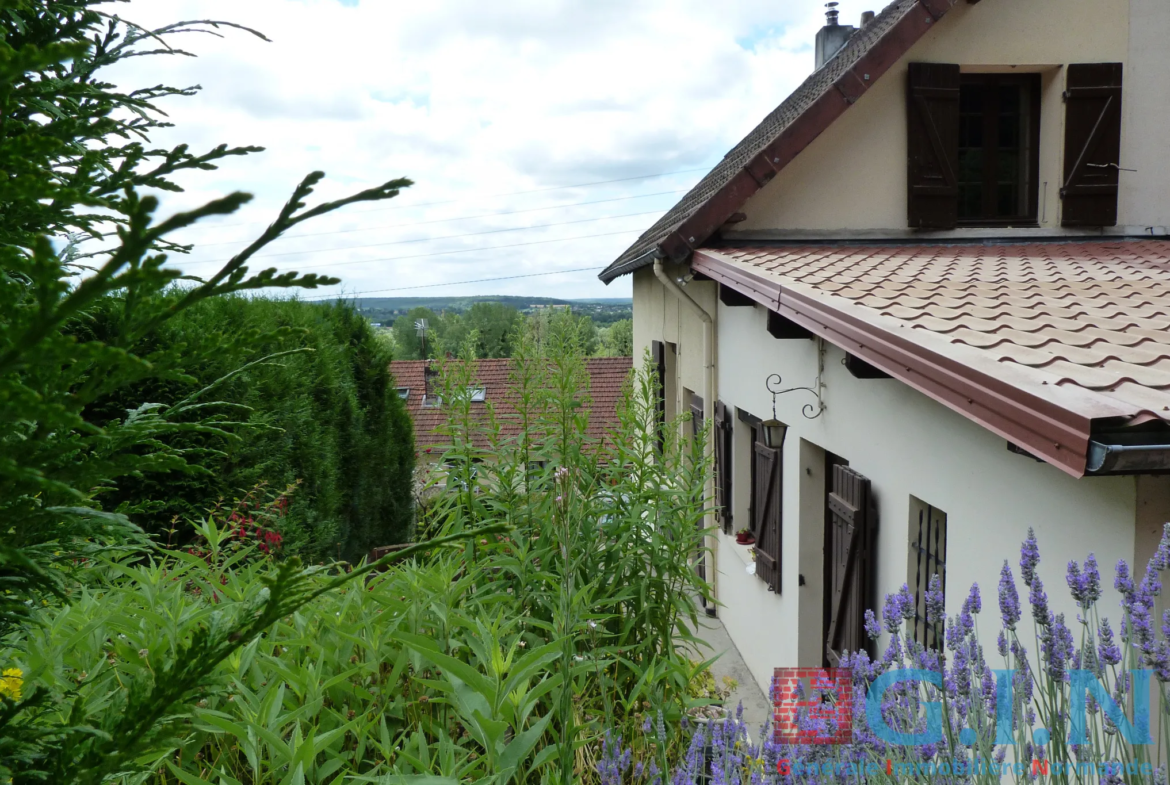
[
  {"left": 600, "top": 0, "right": 962, "bottom": 283},
  {"left": 390, "top": 357, "right": 633, "bottom": 450},
  {"left": 692, "top": 240, "right": 1170, "bottom": 477}
]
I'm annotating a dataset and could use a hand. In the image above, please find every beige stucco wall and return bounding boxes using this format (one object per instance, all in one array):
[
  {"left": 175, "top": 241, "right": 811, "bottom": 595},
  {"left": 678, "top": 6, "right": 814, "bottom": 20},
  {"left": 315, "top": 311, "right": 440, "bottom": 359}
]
[
  {"left": 1119, "top": 0, "right": 1170, "bottom": 228},
  {"left": 713, "top": 300, "right": 1137, "bottom": 695},
  {"left": 632, "top": 265, "right": 714, "bottom": 423},
  {"left": 733, "top": 0, "right": 1168, "bottom": 236}
]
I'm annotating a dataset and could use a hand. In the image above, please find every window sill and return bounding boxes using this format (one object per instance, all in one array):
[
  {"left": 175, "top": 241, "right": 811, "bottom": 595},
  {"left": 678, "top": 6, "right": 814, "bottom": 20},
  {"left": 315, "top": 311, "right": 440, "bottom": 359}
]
[
  {"left": 955, "top": 220, "right": 1040, "bottom": 229},
  {"left": 719, "top": 530, "right": 756, "bottom": 569}
]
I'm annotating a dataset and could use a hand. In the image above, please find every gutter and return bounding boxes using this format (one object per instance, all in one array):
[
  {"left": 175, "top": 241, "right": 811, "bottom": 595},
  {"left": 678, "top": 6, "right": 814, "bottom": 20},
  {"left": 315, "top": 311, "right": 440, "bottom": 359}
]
[
  {"left": 1086, "top": 442, "right": 1170, "bottom": 475},
  {"left": 653, "top": 257, "right": 719, "bottom": 611}
]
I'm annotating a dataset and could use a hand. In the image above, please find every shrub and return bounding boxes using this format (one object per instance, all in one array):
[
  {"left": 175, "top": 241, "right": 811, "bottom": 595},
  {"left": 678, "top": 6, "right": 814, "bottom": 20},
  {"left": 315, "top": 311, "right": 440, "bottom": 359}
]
[
  {"left": 0, "top": 340, "right": 714, "bottom": 783},
  {"left": 82, "top": 295, "right": 416, "bottom": 562}
]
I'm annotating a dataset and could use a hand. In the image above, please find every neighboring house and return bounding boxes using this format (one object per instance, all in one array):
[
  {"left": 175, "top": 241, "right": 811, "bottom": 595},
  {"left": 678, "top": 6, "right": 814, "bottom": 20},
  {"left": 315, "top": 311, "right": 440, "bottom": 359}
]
[
  {"left": 390, "top": 357, "right": 633, "bottom": 457},
  {"left": 599, "top": 0, "right": 1170, "bottom": 695}
]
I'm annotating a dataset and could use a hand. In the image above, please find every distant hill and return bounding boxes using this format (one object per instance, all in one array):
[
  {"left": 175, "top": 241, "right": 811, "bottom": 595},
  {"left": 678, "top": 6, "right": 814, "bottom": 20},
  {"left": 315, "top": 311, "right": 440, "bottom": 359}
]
[{"left": 343, "top": 295, "right": 632, "bottom": 326}]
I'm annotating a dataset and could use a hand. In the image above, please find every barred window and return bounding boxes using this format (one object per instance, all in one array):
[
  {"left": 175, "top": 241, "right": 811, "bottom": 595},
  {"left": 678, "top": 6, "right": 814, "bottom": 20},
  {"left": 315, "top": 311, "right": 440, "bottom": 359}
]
[{"left": 908, "top": 497, "right": 947, "bottom": 650}]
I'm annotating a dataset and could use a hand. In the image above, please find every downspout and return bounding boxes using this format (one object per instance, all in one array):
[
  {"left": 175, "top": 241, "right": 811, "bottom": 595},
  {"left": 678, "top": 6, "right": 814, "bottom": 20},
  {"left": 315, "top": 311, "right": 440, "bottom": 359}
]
[{"left": 654, "top": 257, "right": 719, "bottom": 613}]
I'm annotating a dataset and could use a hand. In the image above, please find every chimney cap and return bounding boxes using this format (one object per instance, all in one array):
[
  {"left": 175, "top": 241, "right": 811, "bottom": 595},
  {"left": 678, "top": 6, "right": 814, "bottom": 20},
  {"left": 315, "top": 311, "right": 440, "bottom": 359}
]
[
  {"left": 825, "top": 2, "right": 840, "bottom": 26},
  {"left": 860, "top": 10, "right": 876, "bottom": 26}
]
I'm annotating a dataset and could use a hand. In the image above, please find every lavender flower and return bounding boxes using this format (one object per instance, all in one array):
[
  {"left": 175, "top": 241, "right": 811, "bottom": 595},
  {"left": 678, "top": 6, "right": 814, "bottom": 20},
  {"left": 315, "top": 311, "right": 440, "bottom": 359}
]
[
  {"left": 962, "top": 583, "right": 982, "bottom": 615},
  {"left": 1020, "top": 527, "right": 1040, "bottom": 588},
  {"left": 997, "top": 630, "right": 1008, "bottom": 657},
  {"left": 998, "top": 562, "right": 1021, "bottom": 630},
  {"left": 1043, "top": 613, "right": 1075, "bottom": 682},
  {"left": 1067, "top": 554, "right": 1102, "bottom": 610},
  {"left": 1153, "top": 523, "right": 1170, "bottom": 572},
  {"left": 925, "top": 574, "right": 945, "bottom": 626},
  {"left": 1029, "top": 574, "right": 1051, "bottom": 628},
  {"left": 897, "top": 583, "right": 915, "bottom": 620},
  {"left": 1098, "top": 618, "right": 1121, "bottom": 666},
  {"left": 1115, "top": 559, "right": 1135, "bottom": 599},
  {"left": 882, "top": 591, "right": 903, "bottom": 634},
  {"left": 596, "top": 732, "right": 632, "bottom": 785},
  {"left": 864, "top": 608, "right": 881, "bottom": 640}
]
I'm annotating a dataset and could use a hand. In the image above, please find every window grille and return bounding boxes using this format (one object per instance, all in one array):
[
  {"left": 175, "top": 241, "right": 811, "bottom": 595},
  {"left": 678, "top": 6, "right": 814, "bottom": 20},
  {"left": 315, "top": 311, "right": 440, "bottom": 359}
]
[{"left": 908, "top": 498, "right": 947, "bottom": 651}]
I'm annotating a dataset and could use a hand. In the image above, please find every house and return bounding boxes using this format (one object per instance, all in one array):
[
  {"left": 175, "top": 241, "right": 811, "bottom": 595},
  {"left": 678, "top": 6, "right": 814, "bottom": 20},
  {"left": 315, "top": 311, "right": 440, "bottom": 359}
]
[
  {"left": 390, "top": 357, "right": 633, "bottom": 458},
  {"left": 599, "top": 0, "right": 1170, "bottom": 695}
]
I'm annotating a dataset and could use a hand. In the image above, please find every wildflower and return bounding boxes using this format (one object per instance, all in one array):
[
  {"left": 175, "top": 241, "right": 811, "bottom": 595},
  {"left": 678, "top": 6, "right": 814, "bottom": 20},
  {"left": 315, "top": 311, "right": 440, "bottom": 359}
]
[
  {"left": 962, "top": 583, "right": 982, "bottom": 615},
  {"left": 998, "top": 562, "right": 1020, "bottom": 630},
  {"left": 1020, "top": 527, "right": 1040, "bottom": 588},
  {"left": 1043, "top": 613, "right": 1075, "bottom": 682},
  {"left": 1153, "top": 523, "right": 1170, "bottom": 571},
  {"left": 925, "top": 574, "right": 945, "bottom": 625},
  {"left": 1098, "top": 619, "right": 1121, "bottom": 666},
  {"left": 1067, "top": 554, "right": 1101, "bottom": 610},
  {"left": 1029, "top": 574, "right": 1051, "bottom": 628},
  {"left": 864, "top": 608, "right": 881, "bottom": 639},
  {"left": 0, "top": 668, "right": 23, "bottom": 702},
  {"left": 1115, "top": 559, "right": 1135, "bottom": 599}
]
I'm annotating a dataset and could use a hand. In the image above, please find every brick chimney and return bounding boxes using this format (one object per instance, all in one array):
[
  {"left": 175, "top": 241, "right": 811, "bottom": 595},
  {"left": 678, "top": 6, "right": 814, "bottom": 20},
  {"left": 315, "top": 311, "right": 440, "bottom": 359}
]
[{"left": 815, "top": 2, "right": 857, "bottom": 69}]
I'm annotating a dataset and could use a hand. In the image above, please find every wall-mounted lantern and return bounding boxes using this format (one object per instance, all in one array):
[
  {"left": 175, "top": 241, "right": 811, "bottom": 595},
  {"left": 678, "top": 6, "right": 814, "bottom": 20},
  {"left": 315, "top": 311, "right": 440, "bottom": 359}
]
[{"left": 761, "top": 372, "right": 825, "bottom": 449}]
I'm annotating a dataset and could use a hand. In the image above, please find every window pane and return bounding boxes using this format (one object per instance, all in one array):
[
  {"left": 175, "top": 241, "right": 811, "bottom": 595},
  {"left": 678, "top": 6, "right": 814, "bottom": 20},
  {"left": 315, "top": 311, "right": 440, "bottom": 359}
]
[{"left": 957, "top": 75, "right": 1038, "bottom": 223}]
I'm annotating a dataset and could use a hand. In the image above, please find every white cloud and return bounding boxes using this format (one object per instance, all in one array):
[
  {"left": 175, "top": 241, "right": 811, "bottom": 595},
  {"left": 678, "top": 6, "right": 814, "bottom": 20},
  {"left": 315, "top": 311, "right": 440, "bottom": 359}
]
[{"left": 98, "top": 0, "right": 881, "bottom": 301}]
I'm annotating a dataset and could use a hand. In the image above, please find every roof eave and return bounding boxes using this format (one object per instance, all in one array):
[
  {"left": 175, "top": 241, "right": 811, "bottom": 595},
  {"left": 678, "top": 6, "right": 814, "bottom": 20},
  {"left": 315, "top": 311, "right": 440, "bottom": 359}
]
[{"left": 692, "top": 248, "right": 1097, "bottom": 477}]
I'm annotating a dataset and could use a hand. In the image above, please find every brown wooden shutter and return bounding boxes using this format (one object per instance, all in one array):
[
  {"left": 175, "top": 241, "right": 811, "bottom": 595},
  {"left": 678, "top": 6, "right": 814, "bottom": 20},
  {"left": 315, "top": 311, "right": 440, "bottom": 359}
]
[
  {"left": 1062, "top": 63, "right": 1123, "bottom": 227},
  {"left": 652, "top": 341, "right": 666, "bottom": 454},
  {"left": 824, "top": 464, "right": 875, "bottom": 666},
  {"left": 906, "top": 62, "right": 961, "bottom": 229},
  {"left": 689, "top": 393, "right": 704, "bottom": 439},
  {"left": 752, "top": 439, "right": 782, "bottom": 592},
  {"left": 714, "top": 401, "right": 733, "bottom": 533}
]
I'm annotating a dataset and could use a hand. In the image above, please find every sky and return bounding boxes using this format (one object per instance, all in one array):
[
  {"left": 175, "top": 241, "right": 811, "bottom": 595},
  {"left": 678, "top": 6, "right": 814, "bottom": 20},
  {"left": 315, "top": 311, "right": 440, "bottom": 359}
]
[{"left": 102, "top": 0, "right": 881, "bottom": 302}]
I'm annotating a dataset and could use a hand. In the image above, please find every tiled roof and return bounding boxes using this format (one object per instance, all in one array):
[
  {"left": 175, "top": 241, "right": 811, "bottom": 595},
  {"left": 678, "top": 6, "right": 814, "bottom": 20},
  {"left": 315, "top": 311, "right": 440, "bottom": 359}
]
[
  {"left": 390, "top": 357, "right": 633, "bottom": 451},
  {"left": 599, "top": 0, "right": 950, "bottom": 283},
  {"left": 692, "top": 240, "right": 1170, "bottom": 476}
]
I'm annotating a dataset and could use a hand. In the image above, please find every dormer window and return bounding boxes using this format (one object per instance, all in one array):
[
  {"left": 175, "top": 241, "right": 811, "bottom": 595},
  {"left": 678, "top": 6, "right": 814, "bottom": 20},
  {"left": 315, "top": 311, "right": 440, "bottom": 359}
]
[
  {"left": 907, "top": 62, "right": 1123, "bottom": 230},
  {"left": 956, "top": 74, "right": 1040, "bottom": 225}
]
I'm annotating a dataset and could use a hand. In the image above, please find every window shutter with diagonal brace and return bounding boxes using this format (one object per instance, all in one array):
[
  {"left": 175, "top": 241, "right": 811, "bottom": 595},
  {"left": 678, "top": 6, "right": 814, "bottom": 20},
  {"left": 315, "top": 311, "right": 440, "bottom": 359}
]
[
  {"left": 1062, "top": 63, "right": 1123, "bottom": 227},
  {"left": 824, "top": 464, "right": 875, "bottom": 667},
  {"left": 752, "top": 439, "right": 782, "bottom": 592},
  {"left": 906, "top": 62, "right": 961, "bottom": 229}
]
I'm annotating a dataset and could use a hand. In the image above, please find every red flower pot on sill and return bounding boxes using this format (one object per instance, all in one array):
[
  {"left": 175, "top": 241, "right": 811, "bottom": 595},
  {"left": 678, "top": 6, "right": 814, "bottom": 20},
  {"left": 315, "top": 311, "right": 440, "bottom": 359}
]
[{"left": 735, "top": 531, "right": 755, "bottom": 545}]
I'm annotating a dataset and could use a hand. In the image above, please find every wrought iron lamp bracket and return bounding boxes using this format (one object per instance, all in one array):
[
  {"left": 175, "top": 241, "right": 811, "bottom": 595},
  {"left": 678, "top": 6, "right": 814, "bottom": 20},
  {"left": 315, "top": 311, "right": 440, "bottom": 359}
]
[{"left": 766, "top": 372, "right": 826, "bottom": 421}]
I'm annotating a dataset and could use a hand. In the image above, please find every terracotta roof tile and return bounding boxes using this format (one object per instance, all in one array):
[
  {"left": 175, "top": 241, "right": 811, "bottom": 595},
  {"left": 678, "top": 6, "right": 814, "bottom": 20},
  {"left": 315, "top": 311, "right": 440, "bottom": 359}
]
[
  {"left": 701, "top": 239, "right": 1170, "bottom": 427},
  {"left": 390, "top": 357, "right": 633, "bottom": 451}
]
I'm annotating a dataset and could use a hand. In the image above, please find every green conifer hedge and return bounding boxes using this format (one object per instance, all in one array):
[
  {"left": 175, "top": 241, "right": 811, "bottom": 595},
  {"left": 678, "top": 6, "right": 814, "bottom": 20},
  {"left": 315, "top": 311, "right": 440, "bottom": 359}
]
[{"left": 82, "top": 295, "right": 414, "bottom": 561}]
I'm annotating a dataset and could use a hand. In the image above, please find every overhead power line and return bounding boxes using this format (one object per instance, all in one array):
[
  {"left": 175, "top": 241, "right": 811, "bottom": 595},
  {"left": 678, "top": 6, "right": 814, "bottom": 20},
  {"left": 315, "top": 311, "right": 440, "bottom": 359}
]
[
  {"left": 182, "top": 210, "right": 658, "bottom": 267},
  {"left": 193, "top": 187, "right": 689, "bottom": 247},
  {"left": 195, "top": 165, "right": 711, "bottom": 229},
  {"left": 301, "top": 266, "right": 606, "bottom": 300}
]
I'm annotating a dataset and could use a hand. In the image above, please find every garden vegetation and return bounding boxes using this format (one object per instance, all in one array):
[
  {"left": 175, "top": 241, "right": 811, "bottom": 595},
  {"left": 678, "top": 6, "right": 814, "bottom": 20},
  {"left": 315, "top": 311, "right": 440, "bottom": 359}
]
[{"left": 0, "top": 3, "right": 714, "bottom": 782}]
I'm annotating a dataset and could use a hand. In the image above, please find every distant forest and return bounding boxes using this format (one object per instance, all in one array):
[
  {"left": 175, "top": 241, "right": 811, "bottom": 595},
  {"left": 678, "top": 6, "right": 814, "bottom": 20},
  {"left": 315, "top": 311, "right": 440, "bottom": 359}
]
[
  {"left": 349, "top": 295, "right": 632, "bottom": 326},
  {"left": 352, "top": 296, "right": 634, "bottom": 360}
]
